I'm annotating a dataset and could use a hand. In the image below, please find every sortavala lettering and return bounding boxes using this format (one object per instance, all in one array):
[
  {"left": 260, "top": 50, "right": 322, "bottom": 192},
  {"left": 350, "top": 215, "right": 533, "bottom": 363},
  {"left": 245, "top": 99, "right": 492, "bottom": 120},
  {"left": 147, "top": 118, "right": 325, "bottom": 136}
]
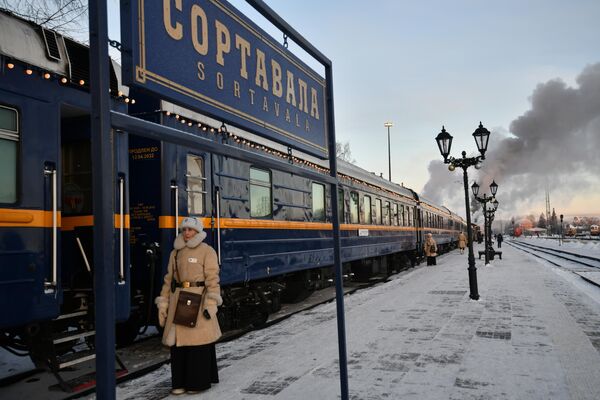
[{"left": 162, "top": 0, "right": 320, "bottom": 129}]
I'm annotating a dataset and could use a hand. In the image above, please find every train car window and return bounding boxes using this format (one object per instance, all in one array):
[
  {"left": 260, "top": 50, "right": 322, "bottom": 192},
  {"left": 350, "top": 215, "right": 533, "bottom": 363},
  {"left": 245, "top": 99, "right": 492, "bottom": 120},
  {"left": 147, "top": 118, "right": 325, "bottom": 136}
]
[
  {"left": 312, "top": 182, "right": 325, "bottom": 221},
  {"left": 364, "top": 195, "right": 372, "bottom": 224},
  {"left": 0, "top": 105, "right": 18, "bottom": 203},
  {"left": 393, "top": 203, "right": 398, "bottom": 226},
  {"left": 250, "top": 167, "right": 272, "bottom": 218},
  {"left": 350, "top": 191, "right": 359, "bottom": 223},
  {"left": 400, "top": 205, "right": 405, "bottom": 226},
  {"left": 186, "top": 155, "right": 205, "bottom": 215},
  {"left": 385, "top": 202, "right": 391, "bottom": 225},
  {"left": 337, "top": 188, "right": 344, "bottom": 223},
  {"left": 408, "top": 207, "right": 413, "bottom": 227},
  {"left": 376, "top": 199, "right": 382, "bottom": 225}
]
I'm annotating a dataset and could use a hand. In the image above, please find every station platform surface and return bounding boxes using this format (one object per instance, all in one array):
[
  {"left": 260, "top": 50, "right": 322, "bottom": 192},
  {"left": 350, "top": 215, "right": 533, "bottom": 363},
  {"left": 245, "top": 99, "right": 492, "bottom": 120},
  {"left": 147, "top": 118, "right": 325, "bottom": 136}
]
[{"left": 114, "top": 242, "right": 600, "bottom": 399}]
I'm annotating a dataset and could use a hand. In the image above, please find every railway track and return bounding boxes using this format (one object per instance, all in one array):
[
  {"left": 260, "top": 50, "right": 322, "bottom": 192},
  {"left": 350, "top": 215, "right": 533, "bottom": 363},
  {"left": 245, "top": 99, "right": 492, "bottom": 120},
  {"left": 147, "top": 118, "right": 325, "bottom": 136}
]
[{"left": 506, "top": 240, "right": 600, "bottom": 269}]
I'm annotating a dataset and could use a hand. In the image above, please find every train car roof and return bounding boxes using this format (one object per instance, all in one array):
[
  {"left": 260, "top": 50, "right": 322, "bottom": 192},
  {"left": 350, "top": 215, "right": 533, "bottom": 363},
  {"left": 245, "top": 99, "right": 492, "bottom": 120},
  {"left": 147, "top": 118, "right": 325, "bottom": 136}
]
[
  {"left": 0, "top": 9, "right": 127, "bottom": 95},
  {"left": 160, "top": 100, "right": 418, "bottom": 201}
]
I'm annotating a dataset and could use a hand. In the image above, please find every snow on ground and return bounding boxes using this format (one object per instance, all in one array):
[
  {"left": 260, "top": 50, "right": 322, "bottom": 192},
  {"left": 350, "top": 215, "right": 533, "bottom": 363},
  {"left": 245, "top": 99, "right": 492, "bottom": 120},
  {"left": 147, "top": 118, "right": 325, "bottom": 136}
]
[
  {"left": 115, "top": 244, "right": 600, "bottom": 400},
  {"left": 515, "top": 236, "right": 600, "bottom": 257}
]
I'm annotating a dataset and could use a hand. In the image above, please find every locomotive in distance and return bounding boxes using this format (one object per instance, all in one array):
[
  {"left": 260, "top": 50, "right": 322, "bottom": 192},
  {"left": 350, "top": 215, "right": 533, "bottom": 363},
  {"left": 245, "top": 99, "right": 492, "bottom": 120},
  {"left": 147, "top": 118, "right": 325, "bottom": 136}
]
[{"left": 0, "top": 8, "right": 466, "bottom": 383}]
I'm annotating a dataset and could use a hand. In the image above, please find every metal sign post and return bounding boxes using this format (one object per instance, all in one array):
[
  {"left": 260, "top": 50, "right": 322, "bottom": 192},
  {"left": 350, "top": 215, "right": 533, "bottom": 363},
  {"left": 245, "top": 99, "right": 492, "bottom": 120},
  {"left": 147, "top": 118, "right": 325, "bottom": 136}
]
[
  {"left": 244, "top": 1, "right": 349, "bottom": 398},
  {"left": 89, "top": 0, "right": 117, "bottom": 398}
]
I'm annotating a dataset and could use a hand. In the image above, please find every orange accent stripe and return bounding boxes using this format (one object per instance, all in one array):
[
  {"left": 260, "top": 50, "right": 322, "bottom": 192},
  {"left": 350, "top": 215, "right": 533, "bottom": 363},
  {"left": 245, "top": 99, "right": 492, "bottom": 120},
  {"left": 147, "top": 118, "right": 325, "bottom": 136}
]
[
  {"left": 60, "top": 215, "right": 130, "bottom": 231},
  {"left": 0, "top": 209, "right": 61, "bottom": 228},
  {"left": 114, "top": 214, "right": 131, "bottom": 229},
  {"left": 157, "top": 216, "right": 457, "bottom": 233},
  {"left": 61, "top": 215, "right": 94, "bottom": 231}
]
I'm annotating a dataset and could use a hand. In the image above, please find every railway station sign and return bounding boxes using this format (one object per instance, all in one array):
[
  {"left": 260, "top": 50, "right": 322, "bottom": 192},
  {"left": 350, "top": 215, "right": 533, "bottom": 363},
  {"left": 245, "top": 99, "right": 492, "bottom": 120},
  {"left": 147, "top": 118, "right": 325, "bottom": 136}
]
[{"left": 121, "top": 0, "right": 328, "bottom": 158}]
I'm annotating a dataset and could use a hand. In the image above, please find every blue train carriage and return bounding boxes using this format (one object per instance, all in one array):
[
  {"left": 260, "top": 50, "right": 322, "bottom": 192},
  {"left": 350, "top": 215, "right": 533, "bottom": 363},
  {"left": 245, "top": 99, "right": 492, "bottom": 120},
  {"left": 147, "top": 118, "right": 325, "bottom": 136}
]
[
  {"left": 416, "top": 196, "right": 461, "bottom": 254},
  {"left": 126, "top": 96, "right": 426, "bottom": 330},
  {"left": 0, "top": 10, "right": 132, "bottom": 371}
]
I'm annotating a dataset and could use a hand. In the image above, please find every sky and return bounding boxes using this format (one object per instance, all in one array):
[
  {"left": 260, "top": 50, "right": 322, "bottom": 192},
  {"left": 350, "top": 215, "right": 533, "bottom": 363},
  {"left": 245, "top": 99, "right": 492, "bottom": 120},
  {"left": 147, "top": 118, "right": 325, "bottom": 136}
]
[{"left": 105, "top": 0, "right": 600, "bottom": 220}]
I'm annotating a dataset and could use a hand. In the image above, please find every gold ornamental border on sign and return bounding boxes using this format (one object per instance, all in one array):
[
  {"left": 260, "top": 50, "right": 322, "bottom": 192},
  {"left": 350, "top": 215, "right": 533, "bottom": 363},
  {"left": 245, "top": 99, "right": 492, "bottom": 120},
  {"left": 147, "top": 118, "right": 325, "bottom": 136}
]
[{"left": 135, "top": 0, "right": 328, "bottom": 154}]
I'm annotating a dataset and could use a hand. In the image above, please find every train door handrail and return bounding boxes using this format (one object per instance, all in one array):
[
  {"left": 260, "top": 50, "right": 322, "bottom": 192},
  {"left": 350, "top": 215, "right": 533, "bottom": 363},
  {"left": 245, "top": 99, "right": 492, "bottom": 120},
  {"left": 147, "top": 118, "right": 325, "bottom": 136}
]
[
  {"left": 118, "top": 175, "right": 125, "bottom": 283},
  {"left": 170, "top": 181, "right": 179, "bottom": 234},
  {"left": 216, "top": 187, "right": 221, "bottom": 265},
  {"left": 44, "top": 164, "right": 57, "bottom": 291}
]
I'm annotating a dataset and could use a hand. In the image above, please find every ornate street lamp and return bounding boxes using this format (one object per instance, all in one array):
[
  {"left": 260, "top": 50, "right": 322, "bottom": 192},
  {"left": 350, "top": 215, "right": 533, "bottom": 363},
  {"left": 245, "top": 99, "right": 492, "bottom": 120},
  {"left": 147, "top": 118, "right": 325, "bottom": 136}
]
[
  {"left": 472, "top": 181, "right": 500, "bottom": 264},
  {"left": 435, "top": 122, "right": 492, "bottom": 300}
]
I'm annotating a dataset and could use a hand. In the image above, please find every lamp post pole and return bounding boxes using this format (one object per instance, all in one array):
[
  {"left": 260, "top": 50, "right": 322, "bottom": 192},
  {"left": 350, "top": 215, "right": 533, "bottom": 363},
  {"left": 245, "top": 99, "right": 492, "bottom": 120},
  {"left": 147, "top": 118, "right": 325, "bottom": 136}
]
[
  {"left": 559, "top": 214, "right": 564, "bottom": 246},
  {"left": 471, "top": 181, "right": 498, "bottom": 265},
  {"left": 384, "top": 122, "right": 393, "bottom": 182},
  {"left": 435, "top": 122, "right": 492, "bottom": 301}
]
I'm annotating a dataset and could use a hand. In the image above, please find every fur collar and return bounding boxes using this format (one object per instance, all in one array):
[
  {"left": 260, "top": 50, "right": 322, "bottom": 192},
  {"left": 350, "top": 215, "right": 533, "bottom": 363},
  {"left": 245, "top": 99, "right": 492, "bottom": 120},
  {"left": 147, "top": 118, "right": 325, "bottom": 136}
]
[{"left": 173, "top": 231, "right": 206, "bottom": 250}]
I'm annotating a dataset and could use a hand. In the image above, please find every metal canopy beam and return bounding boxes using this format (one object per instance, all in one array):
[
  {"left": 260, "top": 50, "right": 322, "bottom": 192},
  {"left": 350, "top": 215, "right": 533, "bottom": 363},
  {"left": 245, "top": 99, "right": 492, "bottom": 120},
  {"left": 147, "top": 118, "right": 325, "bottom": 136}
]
[{"left": 110, "top": 111, "right": 337, "bottom": 185}]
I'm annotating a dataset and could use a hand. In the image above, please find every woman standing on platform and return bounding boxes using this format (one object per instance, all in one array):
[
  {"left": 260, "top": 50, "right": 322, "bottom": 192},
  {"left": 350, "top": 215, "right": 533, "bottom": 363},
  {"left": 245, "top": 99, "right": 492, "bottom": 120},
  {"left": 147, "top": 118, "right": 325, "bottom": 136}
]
[
  {"left": 458, "top": 231, "right": 467, "bottom": 255},
  {"left": 424, "top": 233, "right": 438, "bottom": 266},
  {"left": 155, "top": 217, "right": 222, "bottom": 395}
]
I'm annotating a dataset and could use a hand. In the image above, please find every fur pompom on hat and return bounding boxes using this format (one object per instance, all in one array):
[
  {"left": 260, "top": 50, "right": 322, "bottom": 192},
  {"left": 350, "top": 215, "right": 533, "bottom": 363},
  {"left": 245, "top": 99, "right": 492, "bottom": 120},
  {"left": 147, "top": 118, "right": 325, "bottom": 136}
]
[{"left": 180, "top": 217, "right": 202, "bottom": 233}]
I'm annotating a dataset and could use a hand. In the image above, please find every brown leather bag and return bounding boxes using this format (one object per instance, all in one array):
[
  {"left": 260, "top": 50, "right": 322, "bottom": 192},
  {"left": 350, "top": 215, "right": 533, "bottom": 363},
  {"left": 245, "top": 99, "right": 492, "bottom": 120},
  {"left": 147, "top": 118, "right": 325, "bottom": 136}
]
[
  {"left": 173, "top": 291, "right": 202, "bottom": 327},
  {"left": 171, "top": 250, "right": 203, "bottom": 327}
]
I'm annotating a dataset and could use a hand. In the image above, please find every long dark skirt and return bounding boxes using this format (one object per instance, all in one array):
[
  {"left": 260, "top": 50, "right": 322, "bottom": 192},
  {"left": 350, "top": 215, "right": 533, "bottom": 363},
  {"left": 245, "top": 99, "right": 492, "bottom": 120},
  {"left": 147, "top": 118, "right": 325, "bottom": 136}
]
[
  {"left": 427, "top": 256, "right": 437, "bottom": 266},
  {"left": 170, "top": 343, "right": 219, "bottom": 391}
]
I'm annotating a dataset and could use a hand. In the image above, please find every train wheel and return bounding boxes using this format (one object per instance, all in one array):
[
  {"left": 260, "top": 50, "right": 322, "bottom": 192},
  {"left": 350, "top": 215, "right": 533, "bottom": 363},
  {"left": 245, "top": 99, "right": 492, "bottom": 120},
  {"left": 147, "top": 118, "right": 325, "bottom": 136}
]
[{"left": 282, "top": 271, "right": 314, "bottom": 303}]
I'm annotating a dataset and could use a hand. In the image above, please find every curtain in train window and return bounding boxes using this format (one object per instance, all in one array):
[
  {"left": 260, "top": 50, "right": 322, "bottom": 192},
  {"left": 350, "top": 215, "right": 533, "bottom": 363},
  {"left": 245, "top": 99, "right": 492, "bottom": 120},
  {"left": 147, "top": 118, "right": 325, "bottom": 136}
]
[
  {"left": 337, "top": 188, "right": 344, "bottom": 223},
  {"left": 393, "top": 203, "right": 398, "bottom": 226},
  {"left": 376, "top": 199, "right": 382, "bottom": 225},
  {"left": 312, "top": 182, "right": 325, "bottom": 221},
  {"left": 0, "top": 106, "right": 18, "bottom": 203},
  {"left": 250, "top": 167, "right": 272, "bottom": 218},
  {"left": 385, "top": 202, "right": 391, "bottom": 225},
  {"left": 350, "top": 191, "right": 359, "bottom": 224},
  {"left": 187, "top": 155, "right": 205, "bottom": 215},
  {"left": 364, "top": 195, "right": 372, "bottom": 224}
]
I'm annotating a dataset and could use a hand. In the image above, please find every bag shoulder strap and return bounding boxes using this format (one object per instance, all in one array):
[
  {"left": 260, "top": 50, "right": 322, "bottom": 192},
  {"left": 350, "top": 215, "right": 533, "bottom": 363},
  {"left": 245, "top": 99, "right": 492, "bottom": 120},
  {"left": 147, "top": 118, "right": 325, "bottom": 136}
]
[{"left": 173, "top": 250, "right": 180, "bottom": 283}]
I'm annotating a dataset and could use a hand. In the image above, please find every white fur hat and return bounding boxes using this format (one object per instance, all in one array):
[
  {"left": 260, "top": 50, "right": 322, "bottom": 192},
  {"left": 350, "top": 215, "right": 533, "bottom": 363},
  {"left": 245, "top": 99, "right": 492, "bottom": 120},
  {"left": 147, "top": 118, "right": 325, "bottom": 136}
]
[{"left": 180, "top": 217, "right": 202, "bottom": 233}]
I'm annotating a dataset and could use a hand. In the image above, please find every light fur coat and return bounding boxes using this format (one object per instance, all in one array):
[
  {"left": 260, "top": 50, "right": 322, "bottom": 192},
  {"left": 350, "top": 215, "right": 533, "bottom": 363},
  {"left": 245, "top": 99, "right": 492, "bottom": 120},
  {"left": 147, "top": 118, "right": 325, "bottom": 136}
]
[
  {"left": 155, "top": 232, "right": 222, "bottom": 347},
  {"left": 458, "top": 233, "right": 468, "bottom": 249}
]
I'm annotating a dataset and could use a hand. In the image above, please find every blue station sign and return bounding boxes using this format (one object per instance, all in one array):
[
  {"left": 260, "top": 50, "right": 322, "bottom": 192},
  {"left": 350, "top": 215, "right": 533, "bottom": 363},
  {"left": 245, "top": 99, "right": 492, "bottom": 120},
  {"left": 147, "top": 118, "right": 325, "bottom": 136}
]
[{"left": 121, "top": 0, "right": 328, "bottom": 158}]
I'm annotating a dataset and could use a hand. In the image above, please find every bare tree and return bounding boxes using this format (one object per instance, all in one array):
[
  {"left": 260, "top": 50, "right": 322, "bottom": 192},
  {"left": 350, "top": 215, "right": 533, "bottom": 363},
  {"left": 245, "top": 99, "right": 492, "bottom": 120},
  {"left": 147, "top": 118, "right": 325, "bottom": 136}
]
[
  {"left": 0, "top": 0, "right": 88, "bottom": 36},
  {"left": 336, "top": 141, "right": 355, "bottom": 164}
]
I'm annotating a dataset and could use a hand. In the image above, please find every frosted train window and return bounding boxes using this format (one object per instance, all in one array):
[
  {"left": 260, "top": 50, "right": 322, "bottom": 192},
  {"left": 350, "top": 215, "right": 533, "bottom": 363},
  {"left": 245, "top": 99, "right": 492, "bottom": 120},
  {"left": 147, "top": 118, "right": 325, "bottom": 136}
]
[
  {"left": 338, "top": 188, "right": 344, "bottom": 223},
  {"left": 385, "top": 202, "right": 391, "bottom": 225},
  {"left": 312, "top": 182, "right": 325, "bottom": 222},
  {"left": 250, "top": 167, "right": 272, "bottom": 218},
  {"left": 186, "top": 155, "right": 205, "bottom": 215},
  {"left": 0, "top": 105, "right": 18, "bottom": 203},
  {"left": 364, "top": 195, "right": 372, "bottom": 224},
  {"left": 350, "top": 191, "right": 359, "bottom": 224},
  {"left": 376, "top": 198, "right": 382, "bottom": 225}
]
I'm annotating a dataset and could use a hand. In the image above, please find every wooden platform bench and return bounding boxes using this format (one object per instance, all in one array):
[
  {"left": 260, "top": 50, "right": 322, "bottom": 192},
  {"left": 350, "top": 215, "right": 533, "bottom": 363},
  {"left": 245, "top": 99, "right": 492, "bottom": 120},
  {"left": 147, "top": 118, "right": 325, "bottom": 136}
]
[{"left": 478, "top": 251, "right": 502, "bottom": 260}]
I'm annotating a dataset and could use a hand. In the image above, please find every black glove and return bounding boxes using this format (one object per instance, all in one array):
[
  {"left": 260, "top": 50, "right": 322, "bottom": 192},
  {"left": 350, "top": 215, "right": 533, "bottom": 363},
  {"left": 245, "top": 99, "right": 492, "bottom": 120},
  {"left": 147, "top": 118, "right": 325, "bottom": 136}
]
[{"left": 203, "top": 309, "right": 211, "bottom": 320}]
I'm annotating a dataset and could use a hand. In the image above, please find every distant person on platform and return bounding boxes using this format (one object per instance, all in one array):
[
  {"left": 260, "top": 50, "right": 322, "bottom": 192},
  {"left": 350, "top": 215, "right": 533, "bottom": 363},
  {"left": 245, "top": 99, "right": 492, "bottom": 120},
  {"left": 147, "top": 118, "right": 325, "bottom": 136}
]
[
  {"left": 497, "top": 233, "right": 503, "bottom": 248},
  {"left": 477, "top": 230, "right": 483, "bottom": 244},
  {"left": 424, "top": 233, "right": 438, "bottom": 266},
  {"left": 458, "top": 231, "right": 467, "bottom": 255},
  {"left": 155, "top": 217, "right": 222, "bottom": 395}
]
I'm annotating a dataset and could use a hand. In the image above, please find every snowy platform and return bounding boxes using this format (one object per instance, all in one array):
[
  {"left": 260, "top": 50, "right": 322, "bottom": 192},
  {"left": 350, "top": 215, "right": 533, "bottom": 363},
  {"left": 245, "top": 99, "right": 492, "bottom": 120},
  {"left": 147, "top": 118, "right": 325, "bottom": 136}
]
[{"left": 113, "top": 242, "right": 600, "bottom": 400}]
